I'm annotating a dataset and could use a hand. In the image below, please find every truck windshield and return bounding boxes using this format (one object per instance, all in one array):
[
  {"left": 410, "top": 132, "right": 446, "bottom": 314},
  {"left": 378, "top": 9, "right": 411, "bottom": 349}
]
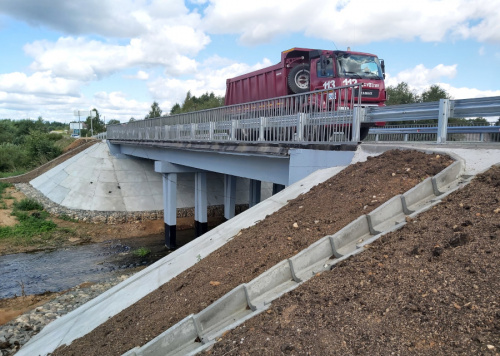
[{"left": 336, "top": 53, "right": 383, "bottom": 79}]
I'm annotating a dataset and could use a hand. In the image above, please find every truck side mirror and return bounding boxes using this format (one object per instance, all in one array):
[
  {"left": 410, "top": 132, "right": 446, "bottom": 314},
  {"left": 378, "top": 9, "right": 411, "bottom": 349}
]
[{"left": 380, "top": 59, "right": 386, "bottom": 79}]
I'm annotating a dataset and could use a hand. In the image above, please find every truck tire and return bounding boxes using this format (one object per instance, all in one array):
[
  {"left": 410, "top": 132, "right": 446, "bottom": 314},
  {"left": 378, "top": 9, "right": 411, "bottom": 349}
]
[{"left": 288, "top": 64, "right": 310, "bottom": 94}]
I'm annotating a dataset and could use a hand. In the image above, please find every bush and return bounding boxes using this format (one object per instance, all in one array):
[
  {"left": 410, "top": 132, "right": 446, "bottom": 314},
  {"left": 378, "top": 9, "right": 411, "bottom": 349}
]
[
  {"left": 0, "top": 143, "right": 29, "bottom": 172},
  {"left": 48, "top": 133, "right": 64, "bottom": 141},
  {"left": 133, "top": 247, "right": 151, "bottom": 257},
  {"left": 13, "top": 198, "right": 43, "bottom": 211},
  {"left": 24, "top": 130, "right": 62, "bottom": 166}
]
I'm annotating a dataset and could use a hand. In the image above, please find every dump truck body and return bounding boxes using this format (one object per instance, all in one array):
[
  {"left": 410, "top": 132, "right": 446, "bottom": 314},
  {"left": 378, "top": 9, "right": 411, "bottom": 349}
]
[{"left": 225, "top": 48, "right": 386, "bottom": 107}]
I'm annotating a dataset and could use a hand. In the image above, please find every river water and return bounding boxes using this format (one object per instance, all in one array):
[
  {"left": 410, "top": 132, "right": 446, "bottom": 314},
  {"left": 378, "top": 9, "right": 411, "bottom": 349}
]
[{"left": 0, "top": 230, "right": 196, "bottom": 299}]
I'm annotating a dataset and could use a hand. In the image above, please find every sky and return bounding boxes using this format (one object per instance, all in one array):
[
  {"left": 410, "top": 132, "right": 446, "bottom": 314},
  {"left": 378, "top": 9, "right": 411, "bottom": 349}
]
[{"left": 0, "top": 0, "right": 499, "bottom": 124}]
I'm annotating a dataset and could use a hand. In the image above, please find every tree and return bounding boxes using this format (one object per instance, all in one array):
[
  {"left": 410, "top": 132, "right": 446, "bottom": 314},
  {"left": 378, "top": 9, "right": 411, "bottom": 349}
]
[
  {"left": 468, "top": 117, "right": 488, "bottom": 125},
  {"left": 107, "top": 119, "right": 121, "bottom": 125},
  {"left": 385, "top": 82, "right": 420, "bottom": 105},
  {"left": 24, "top": 130, "right": 62, "bottom": 165},
  {"left": 0, "top": 120, "right": 16, "bottom": 144},
  {"left": 170, "top": 103, "right": 181, "bottom": 115},
  {"left": 129, "top": 117, "right": 136, "bottom": 122},
  {"left": 496, "top": 117, "right": 500, "bottom": 126},
  {"left": 421, "top": 85, "right": 451, "bottom": 102},
  {"left": 81, "top": 109, "right": 105, "bottom": 136},
  {"left": 145, "top": 101, "right": 162, "bottom": 119},
  {"left": 170, "top": 91, "right": 224, "bottom": 115}
]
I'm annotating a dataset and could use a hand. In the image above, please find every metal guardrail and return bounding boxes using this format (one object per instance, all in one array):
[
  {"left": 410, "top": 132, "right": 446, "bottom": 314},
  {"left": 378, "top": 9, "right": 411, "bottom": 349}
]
[
  {"left": 107, "top": 84, "right": 364, "bottom": 144},
  {"left": 366, "top": 96, "right": 500, "bottom": 143},
  {"left": 366, "top": 124, "right": 500, "bottom": 143}
]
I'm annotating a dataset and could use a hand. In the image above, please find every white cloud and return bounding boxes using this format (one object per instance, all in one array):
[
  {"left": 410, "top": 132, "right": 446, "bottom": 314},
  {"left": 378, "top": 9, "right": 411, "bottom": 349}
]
[
  {"left": 0, "top": 71, "right": 81, "bottom": 96},
  {"left": 0, "top": 0, "right": 189, "bottom": 37},
  {"left": 93, "top": 91, "right": 150, "bottom": 121},
  {"left": 148, "top": 57, "right": 273, "bottom": 111},
  {"left": 387, "top": 64, "right": 458, "bottom": 90},
  {"left": 386, "top": 63, "right": 500, "bottom": 100},
  {"left": 123, "top": 70, "right": 149, "bottom": 80},
  {"left": 441, "top": 84, "right": 500, "bottom": 100},
  {"left": 24, "top": 23, "right": 210, "bottom": 81},
  {"left": 202, "top": 0, "right": 500, "bottom": 45}
]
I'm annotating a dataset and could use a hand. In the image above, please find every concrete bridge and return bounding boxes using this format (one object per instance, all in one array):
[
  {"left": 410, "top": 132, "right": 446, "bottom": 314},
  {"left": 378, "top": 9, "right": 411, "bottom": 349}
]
[{"left": 107, "top": 138, "right": 356, "bottom": 248}]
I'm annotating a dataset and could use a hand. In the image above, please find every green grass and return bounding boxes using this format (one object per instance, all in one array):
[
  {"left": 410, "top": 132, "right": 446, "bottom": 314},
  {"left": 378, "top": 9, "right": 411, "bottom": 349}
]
[
  {"left": 0, "top": 170, "right": 27, "bottom": 178},
  {"left": 58, "top": 214, "right": 78, "bottom": 222},
  {"left": 13, "top": 198, "right": 43, "bottom": 211},
  {"left": 0, "top": 197, "right": 65, "bottom": 246},
  {"left": 0, "top": 213, "right": 57, "bottom": 239},
  {"left": 0, "top": 182, "right": 11, "bottom": 195},
  {"left": 0, "top": 182, "right": 13, "bottom": 209},
  {"left": 133, "top": 247, "right": 151, "bottom": 258}
]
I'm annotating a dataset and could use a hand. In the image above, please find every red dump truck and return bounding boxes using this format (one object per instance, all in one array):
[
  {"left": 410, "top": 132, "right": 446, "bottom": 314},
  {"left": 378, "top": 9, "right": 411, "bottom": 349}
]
[{"left": 225, "top": 47, "right": 386, "bottom": 140}]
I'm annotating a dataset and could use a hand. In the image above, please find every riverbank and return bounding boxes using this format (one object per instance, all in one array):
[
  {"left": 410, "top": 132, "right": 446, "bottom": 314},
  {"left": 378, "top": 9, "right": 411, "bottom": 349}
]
[{"left": 0, "top": 272, "right": 139, "bottom": 355}]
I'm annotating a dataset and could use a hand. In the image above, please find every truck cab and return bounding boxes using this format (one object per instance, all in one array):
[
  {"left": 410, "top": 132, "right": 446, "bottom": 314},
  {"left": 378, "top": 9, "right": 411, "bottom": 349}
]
[{"left": 283, "top": 48, "right": 386, "bottom": 107}]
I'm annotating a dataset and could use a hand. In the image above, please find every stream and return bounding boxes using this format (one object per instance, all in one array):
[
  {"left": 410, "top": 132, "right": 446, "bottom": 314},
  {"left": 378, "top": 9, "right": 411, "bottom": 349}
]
[{"left": 0, "top": 229, "right": 195, "bottom": 299}]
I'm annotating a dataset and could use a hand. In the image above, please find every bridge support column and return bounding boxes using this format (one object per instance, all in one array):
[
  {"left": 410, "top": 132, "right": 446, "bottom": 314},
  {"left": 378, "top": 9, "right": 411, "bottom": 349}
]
[
  {"left": 249, "top": 179, "right": 261, "bottom": 208},
  {"left": 195, "top": 172, "right": 208, "bottom": 237},
  {"left": 224, "top": 174, "right": 237, "bottom": 219},
  {"left": 162, "top": 173, "right": 177, "bottom": 249},
  {"left": 272, "top": 183, "right": 285, "bottom": 195}
]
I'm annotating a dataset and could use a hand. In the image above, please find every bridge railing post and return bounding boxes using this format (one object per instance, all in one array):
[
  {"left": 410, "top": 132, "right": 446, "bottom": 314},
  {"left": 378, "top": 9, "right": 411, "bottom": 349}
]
[
  {"left": 437, "top": 99, "right": 450, "bottom": 144},
  {"left": 164, "top": 125, "right": 169, "bottom": 140},
  {"left": 191, "top": 123, "right": 196, "bottom": 140},
  {"left": 231, "top": 120, "right": 238, "bottom": 141},
  {"left": 351, "top": 106, "right": 364, "bottom": 142},
  {"left": 296, "top": 113, "right": 307, "bottom": 142},
  {"left": 176, "top": 125, "right": 181, "bottom": 140},
  {"left": 209, "top": 122, "right": 215, "bottom": 140},
  {"left": 259, "top": 117, "right": 267, "bottom": 141}
]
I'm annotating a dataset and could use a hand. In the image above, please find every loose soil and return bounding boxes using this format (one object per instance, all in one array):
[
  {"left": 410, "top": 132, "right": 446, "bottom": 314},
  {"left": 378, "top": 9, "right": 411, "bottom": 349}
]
[
  {"left": 207, "top": 165, "right": 500, "bottom": 356},
  {"left": 49, "top": 149, "right": 482, "bottom": 356},
  {"left": 0, "top": 292, "right": 67, "bottom": 326},
  {"left": 0, "top": 187, "right": 24, "bottom": 227}
]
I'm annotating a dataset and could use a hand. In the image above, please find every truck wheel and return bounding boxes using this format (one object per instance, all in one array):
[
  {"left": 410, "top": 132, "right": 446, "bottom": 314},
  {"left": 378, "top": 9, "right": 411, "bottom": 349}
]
[{"left": 288, "top": 64, "right": 310, "bottom": 94}]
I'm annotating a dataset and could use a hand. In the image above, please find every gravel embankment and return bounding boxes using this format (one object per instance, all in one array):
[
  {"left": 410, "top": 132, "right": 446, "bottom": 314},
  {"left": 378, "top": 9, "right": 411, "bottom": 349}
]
[{"left": 0, "top": 273, "right": 137, "bottom": 355}]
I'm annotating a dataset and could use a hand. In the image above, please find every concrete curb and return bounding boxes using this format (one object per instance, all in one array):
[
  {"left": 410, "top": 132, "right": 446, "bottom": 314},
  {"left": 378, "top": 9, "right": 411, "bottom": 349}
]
[
  {"left": 368, "top": 195, "right": 406, "bottom": 233},
  {"left": 246, "top": 259, "right": 298, "bottom": 310},
  {"left": 289, "top": 235, "right": 335, "bottom": 281},
  {"left": 194, "top": 285, "right": 255, "bottom": 343},
  {"left": 330, "top": 215, "right": 371, "bottom": 257},
  {"left": 121, "top": 314, "right": 201, "bottom": 356}
]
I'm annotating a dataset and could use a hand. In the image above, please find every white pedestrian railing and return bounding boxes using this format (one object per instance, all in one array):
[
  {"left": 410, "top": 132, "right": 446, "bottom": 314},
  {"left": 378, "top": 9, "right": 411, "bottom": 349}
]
[{"left": 107, "top": 84, "right": 364, "bottom": 144}]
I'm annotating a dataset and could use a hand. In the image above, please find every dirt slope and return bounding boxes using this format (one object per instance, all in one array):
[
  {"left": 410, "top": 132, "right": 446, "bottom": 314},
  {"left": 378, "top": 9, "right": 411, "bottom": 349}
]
[
  {"left": 52, "top": 150, "right": 456, "bottom": 356},
  {"left": 208, "top": 165, "right": 500, "bottom": 355}
]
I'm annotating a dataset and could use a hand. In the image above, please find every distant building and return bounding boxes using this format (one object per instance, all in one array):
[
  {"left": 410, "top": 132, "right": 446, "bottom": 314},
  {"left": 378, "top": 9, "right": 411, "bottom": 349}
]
[{"left": 69, "top": 122, "right": 86, "bottom": 137}]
